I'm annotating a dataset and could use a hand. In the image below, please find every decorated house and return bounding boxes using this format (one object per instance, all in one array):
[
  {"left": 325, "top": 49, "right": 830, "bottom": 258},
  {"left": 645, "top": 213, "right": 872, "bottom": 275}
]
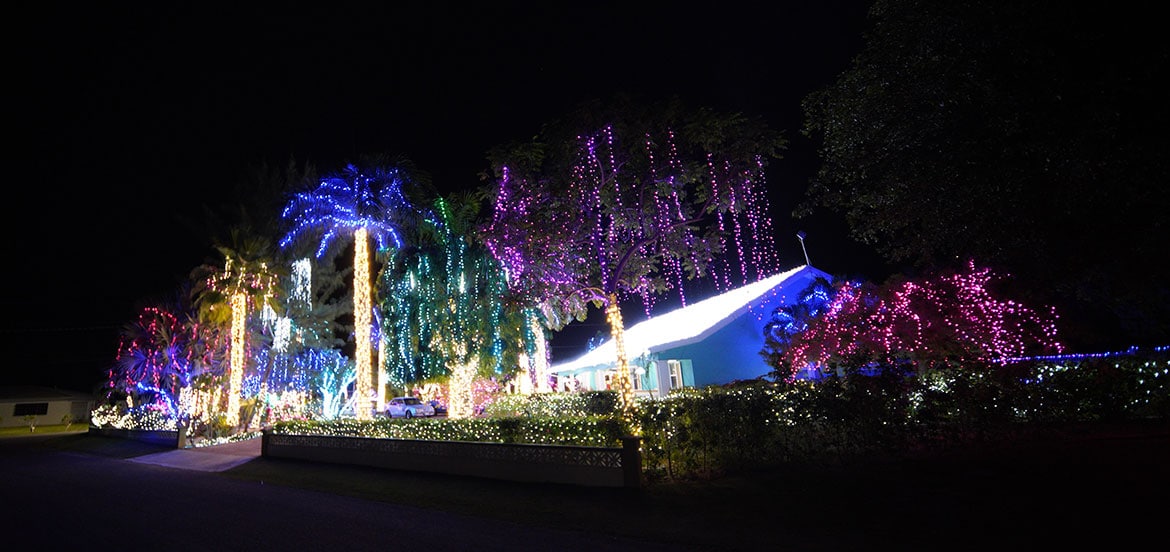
[{"left": 549, "top": 264, "right": 831, "bottom": 395}]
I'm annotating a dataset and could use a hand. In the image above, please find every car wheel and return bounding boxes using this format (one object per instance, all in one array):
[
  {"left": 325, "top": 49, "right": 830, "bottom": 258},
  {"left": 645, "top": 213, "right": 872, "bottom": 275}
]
[{"left": 404, "top": 410, "right": 413, "bottom": 419}]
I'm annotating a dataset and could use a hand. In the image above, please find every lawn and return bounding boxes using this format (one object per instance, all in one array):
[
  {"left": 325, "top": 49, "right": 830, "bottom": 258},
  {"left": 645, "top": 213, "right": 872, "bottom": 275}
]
[{"left": 0, "top": 423, "right": 89, "bottom": 438}]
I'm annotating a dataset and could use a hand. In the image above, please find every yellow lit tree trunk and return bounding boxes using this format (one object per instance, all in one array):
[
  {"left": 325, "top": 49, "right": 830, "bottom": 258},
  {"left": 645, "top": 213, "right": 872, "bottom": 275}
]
[
  {"left": 517, "top": 352, "right": 533, "bottom": 395},
  {"left": 445, "top": 341, "right": 476, "bottom": 419},
  {"left": 448, "top": 361, "right": 476, "bottom": 419},
  {"left": 227, "top": 292, "right": 247, "bottom": 426},
  {"left": 376, "top": 335, "right": 387, "bottom": 413},
  {"left": 353, "top": 227, "right": 373, "bottom": 420},
  {"left": 530, "top": 314, "right": 550, "bottom": 393},
  {"left": 605, "top": 294, "right": 635, "bottom": 415}
]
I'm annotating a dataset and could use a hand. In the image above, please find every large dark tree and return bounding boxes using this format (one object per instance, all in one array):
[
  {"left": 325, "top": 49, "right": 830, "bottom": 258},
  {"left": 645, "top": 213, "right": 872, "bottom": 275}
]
[{"left": 799, "top": 0, "right": 1170, "bottom": 349}]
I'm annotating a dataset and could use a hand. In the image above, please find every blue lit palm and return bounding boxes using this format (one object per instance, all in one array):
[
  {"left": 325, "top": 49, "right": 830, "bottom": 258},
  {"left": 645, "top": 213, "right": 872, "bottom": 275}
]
[{"left": 280, "top": 161, "right": 414, "bottom": 420}]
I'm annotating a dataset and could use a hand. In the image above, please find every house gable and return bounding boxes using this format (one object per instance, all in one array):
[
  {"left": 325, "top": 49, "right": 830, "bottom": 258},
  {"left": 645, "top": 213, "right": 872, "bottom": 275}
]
[{"left": 550, "top": 265, "right": 831, "bottom": 387}]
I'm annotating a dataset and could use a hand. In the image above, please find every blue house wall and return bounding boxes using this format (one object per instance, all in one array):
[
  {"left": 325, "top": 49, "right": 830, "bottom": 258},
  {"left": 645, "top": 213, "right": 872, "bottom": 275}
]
[{"left": 661, "top": 298, "right": 786, "bottom": 387}]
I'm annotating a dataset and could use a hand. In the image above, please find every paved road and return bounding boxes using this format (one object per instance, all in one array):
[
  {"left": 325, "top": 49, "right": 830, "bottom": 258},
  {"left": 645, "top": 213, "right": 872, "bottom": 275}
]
[
  {"left": 0, "top": 434, "right": 679, "bottom": 551},
  {"left": 6, "top": 425, "right": 1169, "bottom": 551}
]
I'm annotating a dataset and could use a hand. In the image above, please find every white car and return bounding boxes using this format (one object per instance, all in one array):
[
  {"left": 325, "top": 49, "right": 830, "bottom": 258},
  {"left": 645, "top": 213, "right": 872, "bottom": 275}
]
[{"left": 384, "top": 396, "right": 435, "bottom": 418}]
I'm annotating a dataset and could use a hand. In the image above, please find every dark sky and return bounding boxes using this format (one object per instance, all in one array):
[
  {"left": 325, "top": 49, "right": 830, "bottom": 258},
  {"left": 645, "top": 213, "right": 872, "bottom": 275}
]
[{"left": 3, "top": 2, "right": 887, "bottom": 392}]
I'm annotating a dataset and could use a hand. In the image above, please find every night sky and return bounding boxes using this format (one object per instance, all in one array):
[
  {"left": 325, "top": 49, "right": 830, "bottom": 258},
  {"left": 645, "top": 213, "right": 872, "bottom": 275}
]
[{"left": 2, "top": 2, "right": 887, "bottom": 392}]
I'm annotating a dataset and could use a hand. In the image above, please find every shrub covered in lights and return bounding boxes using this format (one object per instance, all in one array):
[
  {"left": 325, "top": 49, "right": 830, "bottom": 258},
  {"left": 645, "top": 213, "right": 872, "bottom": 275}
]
[
  {"left": 271, "top": 414, "right": 629, "bottom": 447},
  {"left": 636, "top": 348, "right": 1169, "bottom": 480},
  {"left": 91, "top": 402, "right": 178, "bottom": 431},
  {"left": 265, "top": 348, "right": 1167, "bottom": 480},
  {"left": 481, "top": 391, "right": 620, "bottom": 418}
]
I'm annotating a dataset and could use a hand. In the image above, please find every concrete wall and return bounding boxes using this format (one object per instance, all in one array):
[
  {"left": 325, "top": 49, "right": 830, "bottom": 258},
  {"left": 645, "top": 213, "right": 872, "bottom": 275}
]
[{"left": 262, "top": 431, "right": 642, "bottom": 488}]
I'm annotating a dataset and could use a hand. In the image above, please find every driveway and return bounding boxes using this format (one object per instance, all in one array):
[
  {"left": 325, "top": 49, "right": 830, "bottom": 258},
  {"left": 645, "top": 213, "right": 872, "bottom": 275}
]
[{"left": 128, "top": 436, "right": 262, "bottom": 472}]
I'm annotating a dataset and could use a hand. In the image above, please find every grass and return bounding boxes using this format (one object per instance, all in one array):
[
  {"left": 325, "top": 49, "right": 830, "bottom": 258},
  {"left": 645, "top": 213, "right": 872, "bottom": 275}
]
[
  {"left": 23, "top": 420, "right": 1170, "bottom": 550},
  {"left": 0, "top": 423, "right": 89, "bottom": 438}
]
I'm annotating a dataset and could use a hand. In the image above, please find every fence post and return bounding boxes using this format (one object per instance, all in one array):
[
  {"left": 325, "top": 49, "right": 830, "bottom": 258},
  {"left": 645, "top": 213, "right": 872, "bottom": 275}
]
[
  {"left": 621, "top": 436, "right": 642, "bottom": 488},
  {"left": 176, "top": 419, "right": 188, "bottom": 449}
]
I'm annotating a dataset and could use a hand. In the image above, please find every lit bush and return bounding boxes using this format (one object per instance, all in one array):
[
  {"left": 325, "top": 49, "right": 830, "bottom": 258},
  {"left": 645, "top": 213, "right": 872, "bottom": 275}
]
[{"left": 481, "top": 390, "right": 618, "bottom": 418}]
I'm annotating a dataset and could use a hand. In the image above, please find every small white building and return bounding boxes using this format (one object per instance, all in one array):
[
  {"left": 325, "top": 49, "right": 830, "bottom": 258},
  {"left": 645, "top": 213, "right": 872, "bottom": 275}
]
[
  {"left": 0, "top": 386, "right": 94, "bottom": 429},
  {"left": 549, "top": 264, "right": 831, "bottom": 395}
]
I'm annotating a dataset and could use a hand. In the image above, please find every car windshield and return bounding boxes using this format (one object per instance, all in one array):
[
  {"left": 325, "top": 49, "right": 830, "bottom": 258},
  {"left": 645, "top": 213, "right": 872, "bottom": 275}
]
[{"left": 403, "top": 398, "right": 422, "bottom": 405}]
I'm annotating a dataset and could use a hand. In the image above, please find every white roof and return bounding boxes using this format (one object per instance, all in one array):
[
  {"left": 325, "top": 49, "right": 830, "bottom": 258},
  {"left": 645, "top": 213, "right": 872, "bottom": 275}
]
[{"left": 550, "top": 265, "right": 822, "bottom": 373}]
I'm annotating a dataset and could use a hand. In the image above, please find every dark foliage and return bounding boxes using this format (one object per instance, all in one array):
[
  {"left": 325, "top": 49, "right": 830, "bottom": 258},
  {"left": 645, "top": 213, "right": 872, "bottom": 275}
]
[{"left": 800, "top": 0, "right": 1170, "bottom": 349}]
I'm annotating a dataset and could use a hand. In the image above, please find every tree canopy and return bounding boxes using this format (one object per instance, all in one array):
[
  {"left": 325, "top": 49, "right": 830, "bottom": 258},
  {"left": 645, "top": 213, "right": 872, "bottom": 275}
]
[
  {"left": 800, "top": 0, "right": 1170, "bottom": 349},
  {"left": 483, "top": 95, "right": 788, "bottom": 326},
  {"left": 482, "top": 94, "right": 788, "bottom": 412}
]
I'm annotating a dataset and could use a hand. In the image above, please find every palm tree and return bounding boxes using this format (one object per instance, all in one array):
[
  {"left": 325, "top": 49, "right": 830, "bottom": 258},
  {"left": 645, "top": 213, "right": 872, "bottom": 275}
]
[
  {"left": 108, "top": 304, "right": 198, "bottom": 422},
  {"left": 280, "top": 160, "right": 414, "bottom": 420},
  {"left": 192, "top": 232, "right": 280, "bottom": 426}
]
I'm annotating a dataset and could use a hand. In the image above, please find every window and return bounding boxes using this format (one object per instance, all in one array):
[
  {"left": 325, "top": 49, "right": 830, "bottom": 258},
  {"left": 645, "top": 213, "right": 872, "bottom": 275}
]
[
  {"left": 14, "top": 403, "right": 49, "bottom": 416},
  {"left": 668, "top": 360, "right": 682, "bottom": 390}
]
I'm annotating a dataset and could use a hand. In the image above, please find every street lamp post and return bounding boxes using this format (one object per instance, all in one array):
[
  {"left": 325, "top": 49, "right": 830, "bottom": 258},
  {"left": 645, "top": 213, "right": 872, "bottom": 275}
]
[{"left": 797, "top": 231, "right": 811, "bottom": 266}]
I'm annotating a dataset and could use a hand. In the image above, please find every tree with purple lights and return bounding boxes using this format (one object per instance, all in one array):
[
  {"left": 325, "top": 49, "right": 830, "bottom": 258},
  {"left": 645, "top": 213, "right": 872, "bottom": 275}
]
[
  {"left": 773, "top": 262, "right": 1065, "bottom": 382},
  {"left": 482, "top": 97, "right": 787, "bottom": 413},
  {"left": 280, "top": 159, "right": 416, "bottom": 420}
]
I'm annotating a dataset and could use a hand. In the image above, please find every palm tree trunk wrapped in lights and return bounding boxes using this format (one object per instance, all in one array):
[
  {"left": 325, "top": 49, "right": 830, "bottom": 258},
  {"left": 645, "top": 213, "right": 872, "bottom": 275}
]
[
  {"left": 227, "top": 292, "right": 247, "bottom": 425},
  {"left": 353, "top": 227, "right": 374, "bottom": 419},
  {"left": 377, "top": 334, "right": 388, "bottom": 413}
]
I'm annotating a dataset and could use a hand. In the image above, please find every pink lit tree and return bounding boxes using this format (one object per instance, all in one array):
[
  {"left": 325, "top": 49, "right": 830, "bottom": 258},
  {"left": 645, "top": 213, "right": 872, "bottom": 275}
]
[
  {"left": 482, "top": 97, "right": 787, "bottom": 413},
  {"left": 106, "top": 300, "right": 207, "bottom": 424},
  {"left": 776, "top": 261, "right": 1065, "bottom": 382}
]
